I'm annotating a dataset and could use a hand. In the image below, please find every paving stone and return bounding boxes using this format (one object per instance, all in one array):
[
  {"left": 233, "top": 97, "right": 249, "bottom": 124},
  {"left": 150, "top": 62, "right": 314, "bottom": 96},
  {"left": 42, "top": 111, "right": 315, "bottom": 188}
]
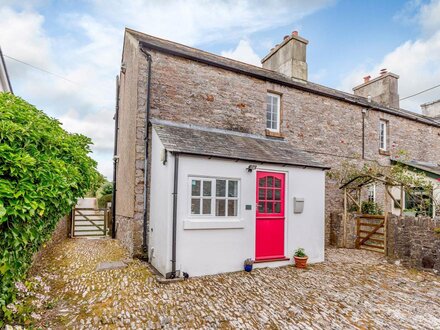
[
  {"left": 18, "top": 238, "right": 440, "bottom": 329},
  {"left": 95, "top": 260, "right": 127, "bottom": 272}
]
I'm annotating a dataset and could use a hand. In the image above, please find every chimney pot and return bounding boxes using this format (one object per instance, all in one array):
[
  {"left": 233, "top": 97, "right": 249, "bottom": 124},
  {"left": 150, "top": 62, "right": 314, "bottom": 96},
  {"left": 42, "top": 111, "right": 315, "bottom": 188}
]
[
  {"left": 283, "top": 35, "right": 289, "bottom": 40},
  {"left": 363, "top": 75, "right": 371, "bottom": 83},
  {"left": 380, "top": 68, "right": 387, "bottom": 75},
  {"left": 292, "top": 31, "right": 299, "bottom": 36}
]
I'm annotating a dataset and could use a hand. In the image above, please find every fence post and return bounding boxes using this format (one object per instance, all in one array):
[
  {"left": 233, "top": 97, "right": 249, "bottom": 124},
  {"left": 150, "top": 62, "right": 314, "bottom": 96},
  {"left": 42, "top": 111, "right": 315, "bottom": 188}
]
[
  {"left": 384, "top": 213, "right": 388, "bottom": 256},
  {"left": 355, "top": 215, "right": 360, "bottom": 248}
]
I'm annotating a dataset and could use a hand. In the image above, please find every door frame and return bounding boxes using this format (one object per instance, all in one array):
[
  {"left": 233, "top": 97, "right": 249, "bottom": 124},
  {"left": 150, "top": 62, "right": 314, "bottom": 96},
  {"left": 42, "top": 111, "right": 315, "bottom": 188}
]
[{"left": 255, "top": 169, "right": 288, "bottom": 261}]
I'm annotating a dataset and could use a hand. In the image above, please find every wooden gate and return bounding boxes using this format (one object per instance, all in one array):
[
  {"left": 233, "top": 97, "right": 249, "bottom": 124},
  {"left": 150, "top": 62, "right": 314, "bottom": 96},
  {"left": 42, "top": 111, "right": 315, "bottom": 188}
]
[
  {"left": 356, "top": 214, "right": 386, "bottom": 253},
  {"left": 72, "top": 208, "right": 109, "bottom": 238}
]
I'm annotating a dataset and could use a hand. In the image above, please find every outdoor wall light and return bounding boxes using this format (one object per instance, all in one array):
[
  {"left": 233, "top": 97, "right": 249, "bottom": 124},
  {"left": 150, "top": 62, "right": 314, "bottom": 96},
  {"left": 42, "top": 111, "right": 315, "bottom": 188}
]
[{"left": 246, "top": 164, "right": 257, "bottom": 172}]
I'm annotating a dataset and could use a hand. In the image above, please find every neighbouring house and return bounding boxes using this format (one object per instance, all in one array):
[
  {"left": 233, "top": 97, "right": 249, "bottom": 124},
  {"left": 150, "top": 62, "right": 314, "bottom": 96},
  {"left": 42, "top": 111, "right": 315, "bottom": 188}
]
[
  {"left": 0, "top": 46, "right": 13, "bottom": 93},
  {"left": 390, "top": 158, "right": 440, "bottom": 217},
  {"left": 114, "top": 28, "right": 440, "bottom": 277}
]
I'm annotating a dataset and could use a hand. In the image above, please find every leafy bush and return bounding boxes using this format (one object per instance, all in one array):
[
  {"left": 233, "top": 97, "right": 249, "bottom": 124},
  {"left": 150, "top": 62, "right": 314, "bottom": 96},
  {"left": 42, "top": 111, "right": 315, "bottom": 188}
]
[
  {"left": 98, "top": 193, "right": 112, "bottom": 208},
  {"left": 0, "top": 93, "right": 99, "bottom": 324},
  {"left": 97, "top": 181, "right": 112, "bottom": 198},
  {"left": 361, "top": 201, "right": 383, "bottom": 215}
]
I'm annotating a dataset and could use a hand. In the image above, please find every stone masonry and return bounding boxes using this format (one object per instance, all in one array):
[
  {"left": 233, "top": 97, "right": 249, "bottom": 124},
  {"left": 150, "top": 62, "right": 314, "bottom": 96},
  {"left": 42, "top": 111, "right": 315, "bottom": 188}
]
[
  {"left": 115, "top": 28, "right": 440, "bottom": 256},
  {"left": 387, "top": 215, "right": 440, "bottom": 273}
]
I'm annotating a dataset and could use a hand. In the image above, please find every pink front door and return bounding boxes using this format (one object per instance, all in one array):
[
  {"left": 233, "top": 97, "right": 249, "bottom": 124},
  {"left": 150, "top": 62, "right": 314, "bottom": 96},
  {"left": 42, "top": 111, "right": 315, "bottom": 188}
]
[{"left": 255, "top": 171, "right": 285, "bottom": 260}]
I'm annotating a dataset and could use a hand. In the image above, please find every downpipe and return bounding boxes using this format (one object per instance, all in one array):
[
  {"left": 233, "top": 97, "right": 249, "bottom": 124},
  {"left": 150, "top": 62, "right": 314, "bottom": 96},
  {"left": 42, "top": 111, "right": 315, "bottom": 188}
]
[{"left": 140, "top": 47, "right": 153, "bottom": 258}]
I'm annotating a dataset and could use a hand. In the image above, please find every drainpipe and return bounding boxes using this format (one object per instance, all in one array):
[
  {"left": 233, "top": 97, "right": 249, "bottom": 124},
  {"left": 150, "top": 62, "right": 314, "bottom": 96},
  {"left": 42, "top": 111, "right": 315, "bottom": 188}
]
[
  {"left": 169, "top": 153, "right": 179, "bottom": 278},
  {"left": 362, "top": 108, "right": 366, "bottom": 159},
  {"left": 140, "top": 47, "right": 153, "bottom": 257},
  {"left": 111, "top": 75, "right": 120, "bottom": 238}
]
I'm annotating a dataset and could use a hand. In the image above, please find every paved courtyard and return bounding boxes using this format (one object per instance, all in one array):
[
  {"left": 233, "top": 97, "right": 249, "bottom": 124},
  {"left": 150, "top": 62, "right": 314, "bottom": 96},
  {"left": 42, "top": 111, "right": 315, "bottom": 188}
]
[{"left": 18, "top": 238, "right": 440, "bottom": 329}]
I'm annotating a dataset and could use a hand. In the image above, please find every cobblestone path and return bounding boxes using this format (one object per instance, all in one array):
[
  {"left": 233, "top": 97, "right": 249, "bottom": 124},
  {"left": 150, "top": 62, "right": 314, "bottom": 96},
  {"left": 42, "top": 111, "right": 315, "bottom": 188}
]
[{"left": 21, "top": 238, "right": 440, "bottom": 329}]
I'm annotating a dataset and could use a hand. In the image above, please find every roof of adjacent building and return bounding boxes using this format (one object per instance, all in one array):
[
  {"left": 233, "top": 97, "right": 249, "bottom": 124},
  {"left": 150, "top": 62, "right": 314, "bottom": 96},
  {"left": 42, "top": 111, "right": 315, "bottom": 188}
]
[
  {"left": 126, "top": 28, "right": 440, "bottom": 128},
  {"left": 0, "top": 46, "right": 13, "bottom": 93},
  {"left": 391, "top": 158, "right": 440, "bottom": 179},
  {"left": 152, "top": 119, "right": 329, "bottom": 170}
]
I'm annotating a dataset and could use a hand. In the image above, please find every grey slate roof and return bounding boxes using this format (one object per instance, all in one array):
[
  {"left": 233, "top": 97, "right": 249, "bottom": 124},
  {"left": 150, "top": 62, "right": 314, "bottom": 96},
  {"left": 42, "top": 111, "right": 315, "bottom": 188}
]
[
  {"left": 391, "top": 158, "right": 440, "bottom": 178},
  {"left": 127, "top": 28, "right": 440, "bottom": 128},
  {"left": 152, "top": 119, "right": 329, "bottom": 169}
]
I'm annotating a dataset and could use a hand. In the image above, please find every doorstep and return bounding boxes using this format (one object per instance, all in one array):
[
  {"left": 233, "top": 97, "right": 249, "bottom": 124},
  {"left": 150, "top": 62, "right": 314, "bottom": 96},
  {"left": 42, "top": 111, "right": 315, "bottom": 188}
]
[{"left": 254, "top": 257, "right": 290, "bottom": 263}]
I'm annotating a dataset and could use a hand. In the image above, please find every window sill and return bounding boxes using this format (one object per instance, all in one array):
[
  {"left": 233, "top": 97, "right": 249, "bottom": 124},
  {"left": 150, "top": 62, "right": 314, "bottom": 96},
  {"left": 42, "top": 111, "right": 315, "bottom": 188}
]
[
  {"left": 379, "top": 149, "right": 390, "bottom": 156},
  {"left": 183, "top": 218, "right": 245, "bottom": 230},
  {"left": 265, "top": 129, "right": 284, "bottom": 139}
]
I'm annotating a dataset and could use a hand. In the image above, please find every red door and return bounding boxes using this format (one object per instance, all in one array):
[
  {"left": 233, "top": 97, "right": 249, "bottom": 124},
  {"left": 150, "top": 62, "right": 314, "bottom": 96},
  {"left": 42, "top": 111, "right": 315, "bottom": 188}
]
[{"left": 256, "top": 171, "right": 285, "bottom": 261}]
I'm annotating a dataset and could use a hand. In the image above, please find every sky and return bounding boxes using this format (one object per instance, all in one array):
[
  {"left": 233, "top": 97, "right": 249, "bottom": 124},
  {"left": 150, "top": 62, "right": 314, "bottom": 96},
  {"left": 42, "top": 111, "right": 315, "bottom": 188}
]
[{"left": 1, "top": 0, "right": 440, "bottom": 179}]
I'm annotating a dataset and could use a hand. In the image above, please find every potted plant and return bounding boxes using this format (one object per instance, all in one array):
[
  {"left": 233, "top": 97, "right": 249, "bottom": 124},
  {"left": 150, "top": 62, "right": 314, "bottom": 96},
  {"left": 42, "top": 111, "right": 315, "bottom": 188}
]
[
  {"left": 244, "top": 258, "right": 254, "bottom": 272},
  {"left": 293, "top": 248, "right": 308, "bottom": 269}
]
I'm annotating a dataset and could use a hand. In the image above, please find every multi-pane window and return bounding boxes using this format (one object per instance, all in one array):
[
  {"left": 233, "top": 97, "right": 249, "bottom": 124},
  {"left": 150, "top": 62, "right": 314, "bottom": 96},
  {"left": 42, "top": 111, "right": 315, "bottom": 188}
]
[
  {"left": 379, "top": 119, "right": 388, "bottom": 150},
  {"left": 190, "top": 178, "right": 239, "bottom": 217},
  {"left": 257, "top": 175, "right": 282, "bottom": 214},
  {"left": 367, "top": 184, "right": 376, "bottom": 202},
  {"left": 266, "top": 93, "right": 280, "bottom": 132}
]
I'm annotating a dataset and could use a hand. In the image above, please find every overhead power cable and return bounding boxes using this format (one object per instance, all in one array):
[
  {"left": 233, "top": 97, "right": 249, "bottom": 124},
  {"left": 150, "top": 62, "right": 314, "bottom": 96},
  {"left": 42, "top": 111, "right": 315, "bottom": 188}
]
[
  {"left": 3, "top": 53, "right": 79, "bottom": 85},
  {"left": 400, "top": 83, "right": 440, "bottom": 101}
]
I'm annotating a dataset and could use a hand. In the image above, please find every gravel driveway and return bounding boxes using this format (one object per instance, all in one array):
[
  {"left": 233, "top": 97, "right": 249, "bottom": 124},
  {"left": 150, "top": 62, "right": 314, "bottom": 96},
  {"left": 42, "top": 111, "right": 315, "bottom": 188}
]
[{"left": 18, "top": 238, "right": 440, "bottom": 329}]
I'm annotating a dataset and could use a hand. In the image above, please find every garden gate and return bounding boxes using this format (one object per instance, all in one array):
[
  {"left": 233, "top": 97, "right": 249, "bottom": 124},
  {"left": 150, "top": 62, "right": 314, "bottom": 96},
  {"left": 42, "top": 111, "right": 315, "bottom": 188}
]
[
  {"left": 355, "top": 214, "right": 386, "bottom": 253},
  {"left": 71, "top": 208, "right": 110, "bottom": 238}
]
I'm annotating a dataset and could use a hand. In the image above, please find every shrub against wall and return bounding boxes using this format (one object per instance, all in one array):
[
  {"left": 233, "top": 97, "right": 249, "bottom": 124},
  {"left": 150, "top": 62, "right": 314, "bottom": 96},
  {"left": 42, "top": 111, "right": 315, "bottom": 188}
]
[{"left": 0, "top": 93, "right": 99, "bottom": 322}]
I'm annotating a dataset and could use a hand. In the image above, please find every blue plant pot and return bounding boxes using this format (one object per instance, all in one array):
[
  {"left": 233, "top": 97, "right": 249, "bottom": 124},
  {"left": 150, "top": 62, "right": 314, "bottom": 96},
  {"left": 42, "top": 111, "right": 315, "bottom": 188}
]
[{"left": 244, "top": 265, "right": 253, "bottom": 272}]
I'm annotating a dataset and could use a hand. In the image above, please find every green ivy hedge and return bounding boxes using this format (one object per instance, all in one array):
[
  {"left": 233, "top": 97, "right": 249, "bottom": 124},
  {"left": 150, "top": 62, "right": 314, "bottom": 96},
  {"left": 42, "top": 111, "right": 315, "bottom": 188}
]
[{"left": 0, "top": 93, "right": 99, "bottom": 323}]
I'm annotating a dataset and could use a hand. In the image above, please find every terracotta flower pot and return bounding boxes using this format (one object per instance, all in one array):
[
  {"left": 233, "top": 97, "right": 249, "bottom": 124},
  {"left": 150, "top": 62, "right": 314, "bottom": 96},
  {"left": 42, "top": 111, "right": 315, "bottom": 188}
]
[{"left": 294, "top": 256, "right": 308, "bottom": 268}]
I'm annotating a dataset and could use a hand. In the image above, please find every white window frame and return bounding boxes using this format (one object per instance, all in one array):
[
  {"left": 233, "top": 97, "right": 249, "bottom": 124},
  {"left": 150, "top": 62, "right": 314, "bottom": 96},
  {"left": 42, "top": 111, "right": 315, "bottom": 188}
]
[
  {"left": 189, "top": 177, "right": 240, "bottom": 218},
  {"left": 379, "top": 119, "right": 388, "bottom": 151},
  {"left": 266, "top": 92, "right": 281, "bottom": 132},
  {"left": 367, "top": 183, "right": 376, "bottom": 202}
]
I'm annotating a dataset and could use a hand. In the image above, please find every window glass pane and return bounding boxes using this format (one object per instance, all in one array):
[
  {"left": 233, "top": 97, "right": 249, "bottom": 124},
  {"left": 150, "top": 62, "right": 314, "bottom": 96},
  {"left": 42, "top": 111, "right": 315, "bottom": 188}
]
[
  {"left": 275, "top": 178, "right": 281, "bottom": 188},
  {"left": 258, "top": 201, "right": 265, "bottom": 213},
  {"left": 203, "top": 181, "right": 212, "bottom": 197},
  {"left": 191, "top": 199, "right": 200, "bottom": 214},
  {"left": 275, "top": 189, "right": 281, "bottom": 200},
  {"left": 216, "top": 180, "right": 226, "bottom": 197},
  {"left": 259, "top": 177, "right": 266, "bottom": 187},
  {"left": 228, "top": 200, "right": 237, "bottom": 216},
  {"left": 228, "top": 180, "right": 238, "bottom": 197},
  {"left": 216, "top": 199, "right": 226, "bottom": 216},
  {"left": 274, "top": 202, "right": 281, "bottom": 213},
  {"left": 191, "top": 180, "right": 201, "bottom": 196},
  {"left": 267, "top": 189, "right": 273, "bottom": 200},
  {"left": 258, "top": 188, "right": 265, "bottom": 200},
  {"left": 267, "top": 202, "right": 273, "bottom": 213},
  {"left": 202, "top": 199, "right": 211, "bottom": 214},
  {"left": 267, "top": 176, "right": 273, "bottom": 187}
]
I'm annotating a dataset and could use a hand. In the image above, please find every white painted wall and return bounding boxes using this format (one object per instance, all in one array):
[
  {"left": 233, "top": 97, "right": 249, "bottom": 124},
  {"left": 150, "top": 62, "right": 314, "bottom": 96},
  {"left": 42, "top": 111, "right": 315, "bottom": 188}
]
[
  {"left": 148, "top": 136, "right": 326, "bottom": 277},
  {"left": 148, "top": 130, "right": 174, "bottom": 275}
]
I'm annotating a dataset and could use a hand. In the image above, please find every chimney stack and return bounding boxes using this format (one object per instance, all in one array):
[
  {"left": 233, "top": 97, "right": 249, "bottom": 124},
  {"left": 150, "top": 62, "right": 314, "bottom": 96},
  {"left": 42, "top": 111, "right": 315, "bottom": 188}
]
[
  {"left": 421, "top": 99, "right": 440, "bottom": 119},
  {"left": 353, "top": 70, "right": 400, "bottom": 108},
  {"left": 261, "top": 31, "right": 308, "bottom": 82}
]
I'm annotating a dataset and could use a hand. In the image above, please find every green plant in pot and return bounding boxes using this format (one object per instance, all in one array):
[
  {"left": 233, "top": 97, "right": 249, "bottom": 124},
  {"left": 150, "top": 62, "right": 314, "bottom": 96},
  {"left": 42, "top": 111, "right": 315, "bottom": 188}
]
[{"left": 294, "top": 248, "right": 308, "bottom": 268}]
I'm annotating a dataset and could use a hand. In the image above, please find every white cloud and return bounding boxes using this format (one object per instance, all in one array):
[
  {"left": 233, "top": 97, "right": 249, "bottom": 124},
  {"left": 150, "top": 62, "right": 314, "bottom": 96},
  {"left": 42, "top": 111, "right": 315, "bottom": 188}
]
[
  {"left": 221, "top": 40, "right": 261, "bottom": 66},
  {"left": 339, "top": 0, "right": 440, "bottom": 113},
  {"left": 0, "top": 0, "right": 334, "bottom": 178},
  {"left": 91, "top": 0, "right": 335, "bottom": 46}
]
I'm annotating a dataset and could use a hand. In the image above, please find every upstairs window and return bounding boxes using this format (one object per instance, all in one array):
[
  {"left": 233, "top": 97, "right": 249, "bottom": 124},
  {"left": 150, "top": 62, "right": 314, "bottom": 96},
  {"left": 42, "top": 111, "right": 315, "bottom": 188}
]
[
  {"left": 266, "top": 93, "right": 280, "bottom": 132},
  {"left": 379, "top": 119, "right": 388, "bottom": 151},
  {"left": 190, "top": 178, "right": 239, "bottom": 217}
]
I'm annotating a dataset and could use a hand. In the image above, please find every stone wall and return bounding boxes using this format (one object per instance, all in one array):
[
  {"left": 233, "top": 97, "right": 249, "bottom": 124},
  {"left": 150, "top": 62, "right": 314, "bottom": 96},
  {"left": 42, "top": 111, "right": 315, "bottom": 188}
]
[
  {"left": 116, "top": 30, "right": 440, "bottom": 256},
  {"left": 387, "top": 215, "right": 440, "bottom": 273}
]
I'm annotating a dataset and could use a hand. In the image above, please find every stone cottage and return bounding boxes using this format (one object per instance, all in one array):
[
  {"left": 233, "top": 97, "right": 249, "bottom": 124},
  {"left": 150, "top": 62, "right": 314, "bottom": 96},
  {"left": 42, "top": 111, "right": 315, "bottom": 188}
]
[{"left": 113, "top": 28, "right": 440, "bottom": 277}]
